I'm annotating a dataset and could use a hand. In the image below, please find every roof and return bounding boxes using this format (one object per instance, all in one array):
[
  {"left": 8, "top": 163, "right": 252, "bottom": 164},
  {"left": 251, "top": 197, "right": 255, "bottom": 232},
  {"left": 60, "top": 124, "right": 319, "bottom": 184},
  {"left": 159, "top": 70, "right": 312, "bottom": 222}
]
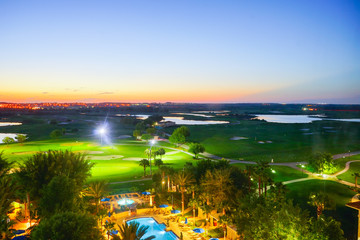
[{"left": 346, "top": 201, "right": 360, "bottom": 210}]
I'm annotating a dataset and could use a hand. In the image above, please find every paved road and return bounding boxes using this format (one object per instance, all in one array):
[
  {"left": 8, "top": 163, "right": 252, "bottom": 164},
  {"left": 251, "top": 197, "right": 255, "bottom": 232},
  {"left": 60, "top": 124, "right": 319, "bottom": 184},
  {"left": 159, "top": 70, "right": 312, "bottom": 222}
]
[{"left": 110, "top": 141, "right": 360, "bottom": 188}]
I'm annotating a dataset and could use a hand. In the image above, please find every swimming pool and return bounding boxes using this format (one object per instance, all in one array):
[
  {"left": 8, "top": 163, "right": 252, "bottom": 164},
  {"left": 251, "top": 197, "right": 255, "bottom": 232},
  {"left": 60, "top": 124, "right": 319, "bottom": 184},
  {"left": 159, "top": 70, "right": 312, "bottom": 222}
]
[
  {"left": 118, "top": 198, "right": 135, "bottom": 206},
  {"left": 127, "top": 217, "right": 178, "bottom": 240}
]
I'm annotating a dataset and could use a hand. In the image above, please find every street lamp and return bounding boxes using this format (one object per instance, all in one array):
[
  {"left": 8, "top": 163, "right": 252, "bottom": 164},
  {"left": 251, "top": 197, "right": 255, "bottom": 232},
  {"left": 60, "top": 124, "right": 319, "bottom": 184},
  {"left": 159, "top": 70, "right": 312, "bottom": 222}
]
[
  {"left": 149, "top": 139, "right": 156, "bottom": 175},
  {"left": 301, "top": 164, "right": 305, "bottom": 177},
  {"left": 97, "top": 126, "right": 107, "bottom": 145}
]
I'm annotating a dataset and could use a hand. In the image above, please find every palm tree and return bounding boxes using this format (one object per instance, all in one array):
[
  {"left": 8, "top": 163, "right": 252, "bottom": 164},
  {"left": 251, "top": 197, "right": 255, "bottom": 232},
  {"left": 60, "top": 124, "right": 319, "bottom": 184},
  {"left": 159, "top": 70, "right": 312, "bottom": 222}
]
[
  {"left": 0, "top": 151, "right": 14, "bottom": 178},
  {"left": 174, "top": 171, "right": 194, "bottom": 216},
  {"left": 85, "top": 180, "right": 108, "bottom": 214},
  {"left": 139, "top": 159, "right": 150, "bottom": 177},
  {"left": 15, "top": 150, "right": 93, "bottom": 225},
  {"left": 0, "top": 176, "right": 16, "bottom": 239},
  {"left": 308, "top": 192, "right": 335, "bottom": 219},
  {"left": 188, "top": 185, "right": 199, "bottom": 226},
  {"left": 254, "top": 161, "right": 270, "bottom": 196},
  {"left": 352, "top": 172, "right": 360, "bottom": 188},
  {"left": 117, "top": 222, "right": 155, "bottom": 240},
  {"left": 157, "top": 148, "right": 166, "bottom": 160},
  {"left": 201, "top": 169, "right": 233, "bottom": 214},
  {"left": 104, "top": 220, "right": 116, "bottom": 240}
]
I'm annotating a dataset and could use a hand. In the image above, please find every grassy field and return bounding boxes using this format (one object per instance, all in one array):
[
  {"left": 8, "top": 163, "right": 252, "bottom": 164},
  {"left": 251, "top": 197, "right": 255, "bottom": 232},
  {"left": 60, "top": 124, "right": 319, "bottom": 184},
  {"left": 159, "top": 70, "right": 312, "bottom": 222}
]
[
  {"left": 185, "top": 119, "right": 360, "bottom": 162},
  {"left": 0, "top": 139, "right": 195, "bottom": 183},
  {"left": 232, "top": 163, "right": 307, "bottom": 182},
  {"left": 286, "top": 180, "right": 357, "bottom": 240}
]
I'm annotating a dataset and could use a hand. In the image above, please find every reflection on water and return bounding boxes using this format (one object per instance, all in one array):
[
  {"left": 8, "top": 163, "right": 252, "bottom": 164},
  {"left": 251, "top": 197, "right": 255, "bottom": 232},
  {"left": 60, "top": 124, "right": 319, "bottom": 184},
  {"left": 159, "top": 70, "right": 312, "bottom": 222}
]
[
  {"left": 0, "top": 122, "right": 22, "bottom": 127},
  {"left": 255, "top": 115, "right": 360, "bottom": 123},
  {"left": 116, "top": 114, "right": 228, "bottom": 125},
  {"left": 0, "top": 133, "right": 19, "bottom": 143}
]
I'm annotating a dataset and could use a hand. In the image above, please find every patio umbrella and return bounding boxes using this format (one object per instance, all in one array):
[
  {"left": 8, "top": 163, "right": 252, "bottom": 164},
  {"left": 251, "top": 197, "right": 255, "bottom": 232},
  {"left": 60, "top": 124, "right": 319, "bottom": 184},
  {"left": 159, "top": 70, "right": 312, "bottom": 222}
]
[
  {"left": 109, "top": 230, "right": 118, "bottom": 235},
  {"left": 185, "top": 218, "right": 188, "bottom": 224},
  {"left": 101, "top": 198, "right": 110, "bottom": 202},
  {"left": 193, "top": 228, "right": 205, "bottom": 233},
  {"left": 12, "top": 236, "right": 27, "bottom": 240},
  {"left": 159, "top": 204, "right": 168, "bottom": 208},
  {"left": 171, "top": 210, "right": 181, "bottom": 214},
  {"left": 13, "top": 230, "right": 26, "bottom": 235}
]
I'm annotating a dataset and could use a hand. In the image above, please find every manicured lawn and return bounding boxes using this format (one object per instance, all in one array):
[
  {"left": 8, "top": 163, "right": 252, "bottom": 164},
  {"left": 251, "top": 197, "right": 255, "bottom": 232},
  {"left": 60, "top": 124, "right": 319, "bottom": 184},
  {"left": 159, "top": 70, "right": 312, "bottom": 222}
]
[
  {"left": 107, "top": 180, "right": 153, "bottom": 195},
  {"left": 1, "top": 139, "right": 195, "bottom": 182},
  {"left": 185, "top": 120, "right": 360, "bottom": 163},
  {"left": 232, "top": 163, "right": 307, "bottom": 182},
  {"left": 286, "top": 180, "right": 357, "bottom": 240},
  {"left": 337, "top": 162, "right": 360, "bottom": 185}
]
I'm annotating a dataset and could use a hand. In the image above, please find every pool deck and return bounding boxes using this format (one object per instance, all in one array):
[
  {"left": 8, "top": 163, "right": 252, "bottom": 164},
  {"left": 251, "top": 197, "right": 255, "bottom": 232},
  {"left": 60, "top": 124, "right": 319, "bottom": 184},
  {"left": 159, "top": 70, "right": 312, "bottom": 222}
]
[{"left": 107, "top": 209, "right": 210, "bottom": 240}]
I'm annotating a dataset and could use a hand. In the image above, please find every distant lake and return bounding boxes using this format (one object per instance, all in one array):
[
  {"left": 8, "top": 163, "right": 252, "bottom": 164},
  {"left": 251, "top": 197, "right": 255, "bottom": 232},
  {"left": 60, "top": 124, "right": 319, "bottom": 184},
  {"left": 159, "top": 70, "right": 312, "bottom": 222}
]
[
  {"left": 0, "top": 122, "right": 22, "bottom": 127},
  {"left": 254, "top": 115, "right": 360, "bottom": 123},
  {"left": 0, "top": 133, "right": 19, "bottom": 143},
  {"left": 116, "top": 114, "right": 228, "bottom": 125},
  {"left": 162, "top": 116, "right": 228, "bottom": 125}
]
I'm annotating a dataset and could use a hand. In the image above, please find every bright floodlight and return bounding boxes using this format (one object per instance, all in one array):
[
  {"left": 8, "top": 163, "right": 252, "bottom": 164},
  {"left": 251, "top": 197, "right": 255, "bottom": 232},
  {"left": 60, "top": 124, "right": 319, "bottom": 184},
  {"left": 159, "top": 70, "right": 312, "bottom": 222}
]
[{"left": 98, "top": 127, "right": 106, "bottom": 135}]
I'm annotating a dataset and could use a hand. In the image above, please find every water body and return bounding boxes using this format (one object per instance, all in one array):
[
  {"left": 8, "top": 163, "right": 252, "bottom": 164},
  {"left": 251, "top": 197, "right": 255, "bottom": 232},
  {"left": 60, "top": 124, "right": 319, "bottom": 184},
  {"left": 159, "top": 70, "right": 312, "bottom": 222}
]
[
  {"left": 127, "top": 217, "right": 178, "bottom": 240},
  {"left": 0, "top": 122, "right": 22, "bottom": 127},
  {"left": 116, "top": 114, "right": 228, "bottom": 125},
  {"left": 163, "top": 116, "right": 228, "bottom": 125},
  {"left": 254, "top": 115, "right": 322, "bottom": 123},
  {"left": 255, "top": 115, "right": 360, "bottom": 123},
  {"left": 0, "top": 133, "right": 19, "bottom": 143}
]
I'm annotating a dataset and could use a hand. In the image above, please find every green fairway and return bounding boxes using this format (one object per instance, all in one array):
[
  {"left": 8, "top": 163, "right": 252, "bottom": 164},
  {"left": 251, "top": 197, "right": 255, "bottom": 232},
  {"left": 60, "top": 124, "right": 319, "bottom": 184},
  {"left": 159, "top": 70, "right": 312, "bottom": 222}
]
[
  {"left": 185, "top": 120, "right": 360, "bottom": 163},
  {"left": 108, "top": 180, "right": 153, "bottom": 195},
  {"left": 337, "top": 162, "right": 360, "bottom": 185},
  {"left": 232, "top": 163, "right": 307, "bottom": 182},
  {"left": 0, "top": 139, "right": 195, "bottom": 182},
  {"left": 286, "top": 180, "right": 357, "bottom": 240}
]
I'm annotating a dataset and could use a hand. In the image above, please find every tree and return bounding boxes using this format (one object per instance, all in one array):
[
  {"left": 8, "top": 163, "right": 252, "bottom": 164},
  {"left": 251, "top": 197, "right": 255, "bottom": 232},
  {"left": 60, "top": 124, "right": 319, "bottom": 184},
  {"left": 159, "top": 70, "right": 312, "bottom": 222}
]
[
  {"left": 85, "top": 180, "right": 109, "bottom": 215},
  {"left": 176, "top": 126, "right": 190, "bottom": 138},
  {"left": 352, "top": 172, "right": 360, "bottom": 188},
  {"left": 174, "top": 171, "right": 194, "bottom": 215},
  {"left": 16, "top": 150, "right": 93, "bottom": 223},
  {"left": 104, "top": 220, "right": 116, "bottom": 240},
  {"left": 189, "top": 143, "right": 205, "bottom": 159},
  {"left": 308, "top": 152, "right": 336, "bottom": 174},
  {"left": 0, "top": 161, "right": 17, "bottom": 239},
  {"left": 50, "top": 129, "right": 63, "bottom": 139},
  {"left": 308, "top": 192, "right": 335, "bottom": 219},
  {"left": 157, "top": 148, "right": 166, "bottom": 160},
  {"left": 169, "top": 132, "right": 185, "bottom": 147},
  {"left": 234, "top": 195, "right": 346, "bottom": 240},
  {"left": 309, "top": 215, "right": 346, "bottom": 240},
  {"left": 2, "top": 137, "right": 14, "bottom": 146},
  {"left": 31, "top": 211, "right": 103, "bottom": 240},
  {"left": 141, "top": 134, "right": 152, "bottom": 141},
  {"left": 146, "top": 128, "right": 156, "bottom": 135},
  {"left": 117, "top": 222, "right": 155, "bottom": 240},
  {"left": 0, "top": 152, "right": 14, "bottom": 178},
  {"left": 154, "top": 159, "right": 163, "bottom": 168},
  {"left": 15, "top": 134, "right": 27, "bottom": 145},
  {"left": 135, "top": 122, "right": 146, "bottom": 132},
  {"left": 169, "top": 126, "right": 190, "bottom": 146},
  {"left": 38, "top": 176, "right": 79, "bottom": 219},
  {"left": 201, "top": 169, "right": 233, "bottom": 214},
  {"left": 139, "top": 159, "right": 150, "bottom": 177},
  {"left": 133, "top": 130, "right": 142, "bottom": 140}
]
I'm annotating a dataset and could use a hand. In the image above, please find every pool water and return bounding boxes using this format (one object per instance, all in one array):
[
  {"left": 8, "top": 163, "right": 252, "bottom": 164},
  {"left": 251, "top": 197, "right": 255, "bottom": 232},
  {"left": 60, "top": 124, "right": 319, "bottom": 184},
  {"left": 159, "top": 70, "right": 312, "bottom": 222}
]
[
  {"left": 118, "top": 199, "right": 135, "bottom": 206},
  {"left": 127, "top": 217, "right": 178, "bottom": 240}
]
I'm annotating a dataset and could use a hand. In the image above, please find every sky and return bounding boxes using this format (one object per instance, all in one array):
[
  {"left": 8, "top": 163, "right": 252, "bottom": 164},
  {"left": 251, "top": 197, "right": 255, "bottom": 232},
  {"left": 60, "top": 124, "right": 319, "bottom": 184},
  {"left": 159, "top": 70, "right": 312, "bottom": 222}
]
[{"left": 0, "top": 0, "right": 359, "bottom": 103}]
